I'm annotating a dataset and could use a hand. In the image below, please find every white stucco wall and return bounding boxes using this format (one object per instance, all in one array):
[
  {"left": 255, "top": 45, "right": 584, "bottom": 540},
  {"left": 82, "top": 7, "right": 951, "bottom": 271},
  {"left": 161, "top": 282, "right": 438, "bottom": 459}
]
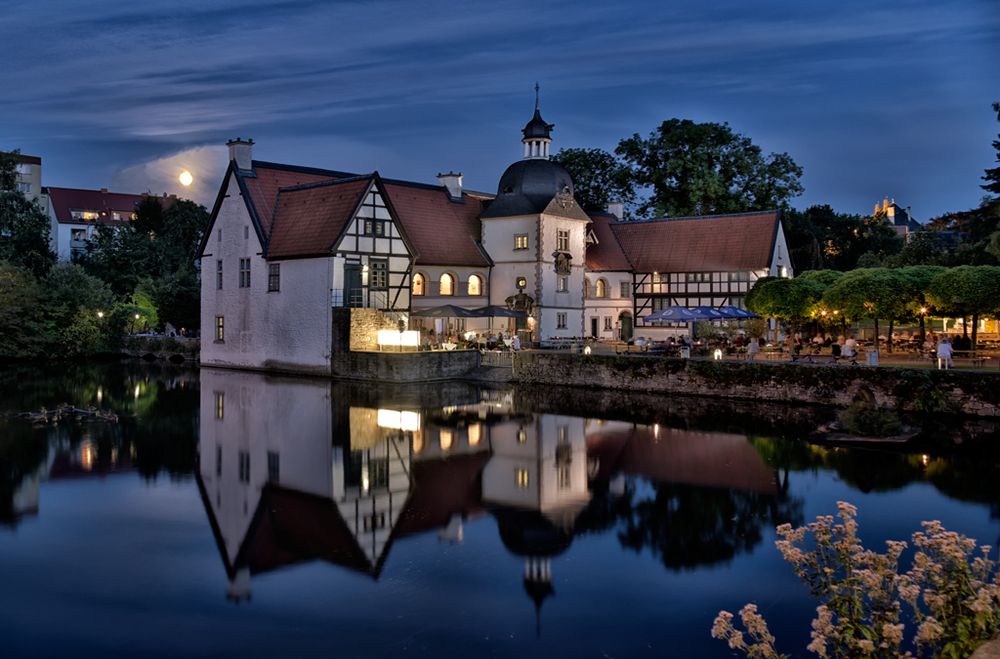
[
  {"left": 584, "top": 270, "right": 634, "bottom": 339},
  {"left": 200, "top": 173, "right": 333, "bottom": 373},
  {"left": 769, "top": 222, "right": 794, "bottom": 278}
]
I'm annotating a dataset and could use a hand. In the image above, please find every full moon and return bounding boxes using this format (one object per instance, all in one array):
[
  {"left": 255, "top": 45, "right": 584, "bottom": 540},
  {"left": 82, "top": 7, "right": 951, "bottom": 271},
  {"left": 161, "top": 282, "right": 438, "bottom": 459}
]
[{"left": 179, "top": 170, "right": 193, "bottom": 186}]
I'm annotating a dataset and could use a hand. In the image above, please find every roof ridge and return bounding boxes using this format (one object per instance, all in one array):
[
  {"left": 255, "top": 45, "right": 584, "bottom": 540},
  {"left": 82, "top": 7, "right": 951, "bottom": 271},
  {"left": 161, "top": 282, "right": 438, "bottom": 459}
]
[
  {"left": 613, "top": 209, "right": 777, "bottom": 225},
  {"left": 278, "top": 174, "right": 374, "bottom": 193},
  {"left": 252, "top": 160, "right": 358, "bottom": 179},
  {"left": 43, "top": 185, "right": 147, "bottom": 196}
]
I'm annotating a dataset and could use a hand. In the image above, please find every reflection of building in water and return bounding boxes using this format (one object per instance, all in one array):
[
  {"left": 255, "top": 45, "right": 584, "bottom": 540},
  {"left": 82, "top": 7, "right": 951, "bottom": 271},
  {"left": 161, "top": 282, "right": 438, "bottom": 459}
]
[
  {"left": 197, "top": 369, "right": 490, "bottom": 601},
  {"left": 483, "top": 415, "right": 591, "bottom": 633}
]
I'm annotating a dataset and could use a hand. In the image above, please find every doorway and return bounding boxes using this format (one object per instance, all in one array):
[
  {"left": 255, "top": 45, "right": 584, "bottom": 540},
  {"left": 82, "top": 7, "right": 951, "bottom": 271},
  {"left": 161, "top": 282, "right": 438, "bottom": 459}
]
[
  {"left": 590, "top": 317, "right": 599, "bottom": 338},
  {"left": 619, "top": 312, "right": 633, "bottom": 341},
  {"left": 344, "top": 264, "right": 363, "bottom": 308}
]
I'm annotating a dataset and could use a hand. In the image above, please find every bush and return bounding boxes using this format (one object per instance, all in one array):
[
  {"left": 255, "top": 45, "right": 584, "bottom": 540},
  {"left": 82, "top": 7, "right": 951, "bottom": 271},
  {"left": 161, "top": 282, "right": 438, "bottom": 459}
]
[{"left": 712, "top": 502, "right": 1000, "bottom": 658}]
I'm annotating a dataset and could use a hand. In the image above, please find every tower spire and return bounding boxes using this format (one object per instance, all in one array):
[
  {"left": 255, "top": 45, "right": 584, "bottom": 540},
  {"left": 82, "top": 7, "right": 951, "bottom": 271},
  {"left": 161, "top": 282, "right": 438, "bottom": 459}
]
[
  {"left": 534, "top": 82, "right": 540, "bottom": 111},
  {"left": 522, "top": 84, "right": 554, "bottom": 160}
]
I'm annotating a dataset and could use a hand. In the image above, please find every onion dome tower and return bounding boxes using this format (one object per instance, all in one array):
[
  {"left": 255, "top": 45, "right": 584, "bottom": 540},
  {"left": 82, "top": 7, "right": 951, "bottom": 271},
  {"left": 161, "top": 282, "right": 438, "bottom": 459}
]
[{"left": 522, "top": 83, "right": 554, "bottom": 159}]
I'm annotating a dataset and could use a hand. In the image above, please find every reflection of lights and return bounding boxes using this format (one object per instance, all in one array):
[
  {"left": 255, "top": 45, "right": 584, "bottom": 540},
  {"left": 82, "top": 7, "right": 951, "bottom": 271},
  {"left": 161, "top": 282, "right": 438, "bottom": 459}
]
[
  {"left": 80, "top": 440, "right": 95, "bottom": 471},
  {"left": 376, "top": 409, "right": 420, "bottom": 431},
  {"left": 515, "top": 467, "right": 529, "bottom": 489},
  {"left": 96, "top": 387, "right": 103, "bottom": 403},
  {"left": 921, "top": 454, "right": 929, "bottom": 466},
  {"left": 362, "top": 472, "right": 370, "bottom": 494},
  {"left": 468, "top": 423, "right": 481, "bottom": 446},
  {"left": 440, "top": 429, "right": 453, "bottom": 451},
  {"left": 134, "top": 384, "right": 141, "bottom": 399},
  {"left": 920, "top": 307, "right": 928, "bottom": 315},
  {"left": 413, "top": 432, "right": 424, "bottom": 453},
  {"left": 653, "top": 423, "right": 660, "bottom": 439}
]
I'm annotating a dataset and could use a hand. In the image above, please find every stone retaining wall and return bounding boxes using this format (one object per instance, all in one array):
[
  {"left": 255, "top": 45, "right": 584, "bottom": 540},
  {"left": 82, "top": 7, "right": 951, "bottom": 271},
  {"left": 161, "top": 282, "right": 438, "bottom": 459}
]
[
  {"left": 332, "top": 349, "right": 479, "bottom": 382},
  {"left": 512, "top": 353, "right": 1000, "bottom": 417}
]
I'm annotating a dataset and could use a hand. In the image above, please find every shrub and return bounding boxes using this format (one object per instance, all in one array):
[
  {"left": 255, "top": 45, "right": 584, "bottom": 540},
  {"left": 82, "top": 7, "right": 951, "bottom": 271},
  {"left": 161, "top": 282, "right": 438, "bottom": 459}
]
[{"left": 712, "top": 502, "right": 1000, "bottom": 658}]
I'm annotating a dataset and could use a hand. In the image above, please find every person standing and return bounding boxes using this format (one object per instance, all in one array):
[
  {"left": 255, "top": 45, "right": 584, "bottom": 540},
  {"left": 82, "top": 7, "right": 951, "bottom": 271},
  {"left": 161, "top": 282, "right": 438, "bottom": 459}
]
[
  {"left": 937, "top": 336, "right": 953, "bottom": 369},
  {"left": 747, "top": 337, "right": 760, "bottom": 361}
]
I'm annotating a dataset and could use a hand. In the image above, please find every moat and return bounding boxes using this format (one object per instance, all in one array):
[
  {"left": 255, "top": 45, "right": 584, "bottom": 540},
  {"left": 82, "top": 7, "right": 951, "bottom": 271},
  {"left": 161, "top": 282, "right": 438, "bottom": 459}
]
[{"left": 2, "top": 362, "right": 999, "bottom": 658}]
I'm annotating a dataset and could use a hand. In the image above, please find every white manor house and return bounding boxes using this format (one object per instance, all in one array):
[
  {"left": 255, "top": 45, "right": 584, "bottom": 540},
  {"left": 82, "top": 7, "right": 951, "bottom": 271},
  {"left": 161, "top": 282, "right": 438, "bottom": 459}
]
[{"left": 199, "top": 105, "right": 791, "bottom": 373}]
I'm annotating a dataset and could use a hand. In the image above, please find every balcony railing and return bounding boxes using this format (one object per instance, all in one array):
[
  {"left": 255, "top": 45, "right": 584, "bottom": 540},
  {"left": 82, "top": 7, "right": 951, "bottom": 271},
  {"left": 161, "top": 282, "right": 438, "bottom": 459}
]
[{"left": 332, "top": 288, "right": 388, "bottom": 309}]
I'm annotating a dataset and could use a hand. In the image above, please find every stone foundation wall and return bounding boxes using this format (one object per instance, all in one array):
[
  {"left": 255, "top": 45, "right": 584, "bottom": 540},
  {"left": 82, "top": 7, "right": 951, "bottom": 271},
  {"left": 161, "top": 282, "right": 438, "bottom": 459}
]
[
  {"left": 332, "top": 350, "right": 479, "bottom": 382},
  {"left": 344, "top": 308, "right": 400, "bottom": 352},
  {"left": 512, "top": 353, "right": 1000, "bottom": 417}
]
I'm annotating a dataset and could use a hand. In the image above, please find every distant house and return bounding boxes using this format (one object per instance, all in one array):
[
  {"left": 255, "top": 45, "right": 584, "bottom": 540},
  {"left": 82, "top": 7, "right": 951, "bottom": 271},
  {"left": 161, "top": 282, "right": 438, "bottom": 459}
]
[
  {"left": 43, "top": 186, "right": 170, "bottom": 261},
  {"left": 12, "top": 153, "right": 43, "bottom": 204},
  {"left": 875, "top": 197, "right": 921, "bottom": 241}
]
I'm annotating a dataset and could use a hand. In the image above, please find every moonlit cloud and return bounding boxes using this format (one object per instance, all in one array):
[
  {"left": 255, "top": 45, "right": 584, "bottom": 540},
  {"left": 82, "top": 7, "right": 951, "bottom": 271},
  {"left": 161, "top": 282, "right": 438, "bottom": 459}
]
[
  {"left": 1, "top": 0, "right": 998, "bottom": 216},
  {"left": 110, "top": 145, "right": 227, "bottom": 206}
]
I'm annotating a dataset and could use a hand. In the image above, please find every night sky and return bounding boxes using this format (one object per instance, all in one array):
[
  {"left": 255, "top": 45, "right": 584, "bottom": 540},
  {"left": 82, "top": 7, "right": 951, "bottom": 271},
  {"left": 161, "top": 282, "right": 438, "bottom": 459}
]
[{"left": 2, "top": 0, "right": 998, "bottom": 218}]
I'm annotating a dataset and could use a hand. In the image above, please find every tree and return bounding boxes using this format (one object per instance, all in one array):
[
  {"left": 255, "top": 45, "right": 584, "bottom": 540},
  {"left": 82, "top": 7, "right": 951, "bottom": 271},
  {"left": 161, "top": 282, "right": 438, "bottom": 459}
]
[
  {"left": 896, "top": 265, "right": 947, "bottom": 342},
  {"left": 615, "top": 119, "right": 803, "bottom": 218},
  {"left": 822, "top": 268, "right": 911, "bottom": 352},
  {"left": 746, "top": 271, "right": 842, "bottom": 339},
  {"left": 926, "top": 265, "right": 1000, "bottom": 348},
  {"left": 0, "top": 261, "right": 47, "bottom": 358},
  {"left": 551, "top": 148, "right": 636, "bottom": 215},
  {"left": 0, "top": 150, "right": 54, "bottom": 276},
  {"left": 982, "top": 101, "right": 1000, "bottom": 196},
  {"left": 781, "top": 205, "right": 900, "bottom": 272}
]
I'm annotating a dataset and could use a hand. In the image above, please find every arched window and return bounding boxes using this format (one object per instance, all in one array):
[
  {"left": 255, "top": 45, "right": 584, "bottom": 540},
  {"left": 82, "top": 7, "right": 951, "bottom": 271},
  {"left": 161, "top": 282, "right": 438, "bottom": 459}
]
[
  {"left": 584, "top": 278, "right": 592, "bottom": 299},
  {"left": 439, "top": 273, "right": 454, "bottom": 296},
  {"left": 468, "top": 274, "right": 483, "bottom": 296},
  {"left": 596, "top": 278, "right": 608, "bottom": 298},
  {"left": 413, "top": 273, "right": 425, "bottom": 296}
]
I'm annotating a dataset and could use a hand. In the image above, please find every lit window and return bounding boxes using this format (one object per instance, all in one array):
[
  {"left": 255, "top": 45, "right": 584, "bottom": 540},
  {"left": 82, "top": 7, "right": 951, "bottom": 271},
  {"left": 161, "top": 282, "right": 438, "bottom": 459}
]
[
  {"left": 370, "top": 260, "right": 388, "bottom": 290},
  {"left": 556, "top": 312, "right": 567, "bottom": 329},
  {"left": 468, "top": 423, "right": 481, "bottom": 446},
  {"left": 516, "top": 468, "right": 529, "bottom": 489},
  {"left": 468, "top": 274, "right": 482, "bottom": 296},
  {"left": 440, "top": 429, "right": 453, "bottom": 451},
  {"left": 595, "top": 278, "right": 607, "bottom": 298},
  {"left": 216, "top": 260, "right": 223, "bottom": 290},
  {"left": 214, "top": 392, "right": 224, "bottom": 420},
  {"left": 517, "top": 427, "right": 527, "bottom": 443},
  {"left": 267, "top": 263, "right": 280, "bottom": 292},
  {"left": 239, "top": 258, "right": 251, "bottom": 288},
  {"left": 514, "top": 234, "right": 529, "bottom": 250},
  {"left": 557, "top": 229, "right": 569, "bottom": 252},
  {"left": 413, "top": 273, "right": 425, "bottom": 296},
  {"left": 440, "top": 273, "right": 454, "bottom": 296},
  {"left": 215, "top": 315, "right": 225, "bottom": 342},
  {"left": 557, "top": 276, "right": 568, "bottom": 292},
  {"left": 364, "top": 219, "right": 386, "bottom": 236},
  {"left": 364, "top": 512, "right": 386, "bottom": 531}
]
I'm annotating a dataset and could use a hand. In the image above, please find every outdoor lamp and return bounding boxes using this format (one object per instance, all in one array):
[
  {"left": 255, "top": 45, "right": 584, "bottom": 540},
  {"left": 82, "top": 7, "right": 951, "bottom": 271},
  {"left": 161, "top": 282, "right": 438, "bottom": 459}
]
[
  {"left": 96, "top": 311, "right": 104, "bottom": 319},
  {"left": 713, "top": 348, "right": 723, "bottom": 360},
  {"left": 583, "top": 345, "right": 592, "bottom": 355}
]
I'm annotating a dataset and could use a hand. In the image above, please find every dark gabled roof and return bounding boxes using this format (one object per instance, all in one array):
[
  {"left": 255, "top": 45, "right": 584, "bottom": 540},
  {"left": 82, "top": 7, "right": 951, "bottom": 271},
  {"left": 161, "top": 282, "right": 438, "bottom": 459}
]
[
  {"left": 585, "top": 212, "right": 631, "bottom": 272},
  {"left": 610, "top": 210, "right": 780, "bottom": 273},
  {"left": 383, "top": 181, "right": 491, "bottom": 267},
  {"left": 241, "top": 161, "right": 355, "bottom": 240},
  {"left": 266, "top": 175, "right": 373, "bottom": 260},
  {"left": 44, "top": 186, "right": 166, "bottom": 225}
]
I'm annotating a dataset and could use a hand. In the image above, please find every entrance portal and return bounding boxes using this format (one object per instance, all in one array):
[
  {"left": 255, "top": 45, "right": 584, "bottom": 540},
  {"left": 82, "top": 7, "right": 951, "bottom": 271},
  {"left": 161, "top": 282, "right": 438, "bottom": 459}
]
[{"left": 619, "top": 312, "right": 633, "bottom": 341}]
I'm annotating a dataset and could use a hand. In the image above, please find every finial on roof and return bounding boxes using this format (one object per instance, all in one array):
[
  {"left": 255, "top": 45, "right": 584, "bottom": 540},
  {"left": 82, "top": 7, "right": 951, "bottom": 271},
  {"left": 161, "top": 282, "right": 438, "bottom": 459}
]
[{"left": 535, "top": 82, "right": 540, "bottom": 111}]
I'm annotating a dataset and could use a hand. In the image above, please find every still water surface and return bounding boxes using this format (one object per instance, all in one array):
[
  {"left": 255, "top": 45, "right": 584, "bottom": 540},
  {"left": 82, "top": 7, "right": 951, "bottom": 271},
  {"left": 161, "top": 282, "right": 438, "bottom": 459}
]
[{"left": 1, "top": 363, "right": 999, "bottom": 658}]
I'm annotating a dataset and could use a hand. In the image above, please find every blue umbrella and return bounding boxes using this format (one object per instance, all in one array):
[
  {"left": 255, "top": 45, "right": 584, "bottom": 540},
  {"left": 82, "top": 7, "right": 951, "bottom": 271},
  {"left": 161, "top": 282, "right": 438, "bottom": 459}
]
[
  {"left": 690, "top": 306, "right": 728, "bottom": 320},
  {"left": 645, "top": 306, "right": 700, "bottom": 323},
  {"left": 717, "top": 306, "right": 760, "bottom": 319}
]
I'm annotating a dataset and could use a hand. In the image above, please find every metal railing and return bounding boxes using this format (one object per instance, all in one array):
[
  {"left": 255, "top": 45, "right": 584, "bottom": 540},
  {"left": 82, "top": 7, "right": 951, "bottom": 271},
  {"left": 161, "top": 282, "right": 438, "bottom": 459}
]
[{"left": 331, "top": 288, "right": 388, "bottom": 309}]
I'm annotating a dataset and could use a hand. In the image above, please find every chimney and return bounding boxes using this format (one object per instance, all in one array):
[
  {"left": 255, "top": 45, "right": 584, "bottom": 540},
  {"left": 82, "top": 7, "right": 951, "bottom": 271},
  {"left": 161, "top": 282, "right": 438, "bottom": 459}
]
[
  {"left": 227, "top": 137, "right": 254, "bottom": 171},
  {"left": 436, "top": 171, "right": 463, "bottom": 201},
  {"left": 100, "top": 188, "right": 108, "bottom": 194},
  {"left": 606, "top": 201, "right": 624, "bottom": 220}
]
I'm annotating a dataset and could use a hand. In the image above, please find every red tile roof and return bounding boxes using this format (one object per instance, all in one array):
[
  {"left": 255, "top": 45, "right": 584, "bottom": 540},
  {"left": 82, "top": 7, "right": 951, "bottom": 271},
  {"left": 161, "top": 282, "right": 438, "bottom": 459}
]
[
  {"left": 383, "top": 182, "right": 490, "bottom": 267},
  {"left": 44, "top": 186, "right": 159, "bottom": 225},
  {"left": 585, "top": 212, "right": 631, "bottom": 271},
  {"left": 240, "top": 162, "right": 349, "bottom": 239},
  {"left": 240, "top": 161, "right": 492, "bottom": 265},
  {"left": 266, "top": 177, "right": 372, "bottom": 260},
  {"left": 610, "top": 210, "right": 779, "bottom": 273}
]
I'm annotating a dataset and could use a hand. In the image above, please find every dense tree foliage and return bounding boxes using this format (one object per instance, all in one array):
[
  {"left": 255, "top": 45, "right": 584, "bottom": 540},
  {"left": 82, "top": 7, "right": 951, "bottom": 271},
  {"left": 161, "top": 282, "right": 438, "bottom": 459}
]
[
  {"left": 926, "top": 265, "right": 1000, "bottom": 347},
  {"left": 983, "top": 101, "right": 1000, "bottom": 196},
  {"left": 79, "top": 196, "right": 208, "bottom": 329},
  {"left": 782, "top": 204, "right": 902, "bottom": 272},
  {"left": 615, "top": 119, "right": 803, "bottom": 218},
  {"left": 551, "top": 147, "right": 636, "bottom": 215}
]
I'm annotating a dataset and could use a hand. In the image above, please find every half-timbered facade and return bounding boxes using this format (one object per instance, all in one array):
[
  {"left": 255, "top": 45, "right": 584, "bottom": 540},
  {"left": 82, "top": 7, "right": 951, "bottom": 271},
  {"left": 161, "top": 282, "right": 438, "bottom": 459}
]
[{"left": 609, "top": 210, "right": 792, "bottom": 336}]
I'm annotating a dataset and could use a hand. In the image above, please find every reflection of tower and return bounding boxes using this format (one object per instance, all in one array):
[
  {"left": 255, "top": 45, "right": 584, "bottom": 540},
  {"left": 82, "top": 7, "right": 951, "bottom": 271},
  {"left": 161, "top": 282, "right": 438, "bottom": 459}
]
[
  {"left": 524, "top": 556, "right": 553, "bottom": 637},
  {"left": 483, "top": 414, "right": 590, "bottom": 636}
]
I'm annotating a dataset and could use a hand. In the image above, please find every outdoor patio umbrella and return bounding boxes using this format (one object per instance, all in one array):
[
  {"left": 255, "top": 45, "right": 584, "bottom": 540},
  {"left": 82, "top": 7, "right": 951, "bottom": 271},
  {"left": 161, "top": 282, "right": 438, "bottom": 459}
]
[
  {"left": 690, "top": 306, "right": 728, "bottom": 321},
  {"left": 644, "top": 306, "right": 700, "bottom": 323},
  {"left": 471, "top": 305, "right": 527, "bottom": 319},
  {"left": 410, "top": 304, "right": 479, "bottom": 318},
  {"left": 716, "top": 306, "right": 760, "bottom": 319}
]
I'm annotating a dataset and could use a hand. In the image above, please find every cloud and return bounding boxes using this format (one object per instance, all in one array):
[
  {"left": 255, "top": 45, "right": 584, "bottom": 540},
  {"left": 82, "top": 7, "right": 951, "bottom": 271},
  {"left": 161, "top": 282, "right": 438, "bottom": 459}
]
[{"left": 110, "top": 145, "right": 228, "bottom": 206}]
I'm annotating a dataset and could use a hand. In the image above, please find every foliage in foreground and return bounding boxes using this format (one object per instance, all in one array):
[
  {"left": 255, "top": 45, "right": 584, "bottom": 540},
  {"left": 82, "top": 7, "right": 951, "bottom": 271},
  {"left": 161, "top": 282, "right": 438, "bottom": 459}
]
[{"left": 712, "top": 502, "right": 1000, "bottom": 658}]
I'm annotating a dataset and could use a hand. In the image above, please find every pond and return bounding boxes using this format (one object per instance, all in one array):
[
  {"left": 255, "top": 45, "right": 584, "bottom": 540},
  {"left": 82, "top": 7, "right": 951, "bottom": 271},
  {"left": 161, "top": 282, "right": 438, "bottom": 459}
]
[{"left": 1, "top": 362, "right": 999, "bottom": 658}]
